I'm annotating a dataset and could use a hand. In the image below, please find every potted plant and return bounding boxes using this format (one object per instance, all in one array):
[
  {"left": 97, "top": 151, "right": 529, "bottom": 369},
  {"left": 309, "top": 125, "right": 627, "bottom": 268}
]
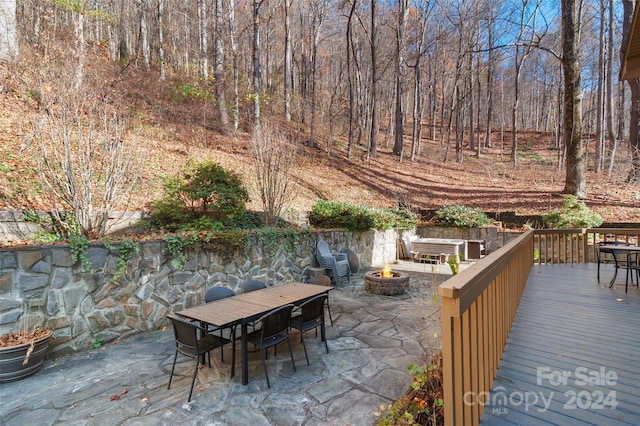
[{"left": 0, "top": 326, "right": 54, "bottom": 383}]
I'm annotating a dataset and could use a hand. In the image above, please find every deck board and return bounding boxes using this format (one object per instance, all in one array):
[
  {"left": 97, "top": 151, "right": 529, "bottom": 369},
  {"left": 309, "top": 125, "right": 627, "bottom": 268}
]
[{"left": 481, "top": 263, "right": 640, "bottom": 425}]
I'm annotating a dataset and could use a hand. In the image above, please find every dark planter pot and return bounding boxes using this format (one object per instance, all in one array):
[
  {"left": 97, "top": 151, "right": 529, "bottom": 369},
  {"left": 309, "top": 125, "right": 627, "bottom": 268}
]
[{"left": 0, "top": 332, "right": 52, "bottom": 383}]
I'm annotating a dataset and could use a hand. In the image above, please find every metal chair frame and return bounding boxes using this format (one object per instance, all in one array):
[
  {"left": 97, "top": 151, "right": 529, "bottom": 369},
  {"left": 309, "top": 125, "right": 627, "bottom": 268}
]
[
  {"left": 290, "top": 294, "right": 329, "bottom": 365},
  {"left": 245, "top": 304, "right": 296, "bottom": 388},
  {"left": 167, "top": 314, "right": 232, "bottom": 402},
  {"left": 305, "top": 275, "right": 333, "bottom": 325},
  {"left": 203, "top": 286, "right": 237, "bottom": 364}
]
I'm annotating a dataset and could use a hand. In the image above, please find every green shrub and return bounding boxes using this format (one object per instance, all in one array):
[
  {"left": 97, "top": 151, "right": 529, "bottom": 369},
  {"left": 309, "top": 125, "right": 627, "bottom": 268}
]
[
  {"left": 434, "top": 205, "right": 489, "bottom": 228},
  {"left": 230, "top": 210, "right": 266, "bottom": 230},
  {"left": 542, "top": 195, "right": 603, "bottom": 229},
  {"left": 149, "top": 160, "right": 249, "bottom": 231},
  {"left": 308, "top": 200, "right": 418, "bottom": 231}
]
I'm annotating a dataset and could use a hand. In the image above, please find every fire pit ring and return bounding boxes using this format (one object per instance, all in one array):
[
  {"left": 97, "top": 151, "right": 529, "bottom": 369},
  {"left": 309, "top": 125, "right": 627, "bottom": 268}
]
[{"left": 364, "top": 270, "right": 410, "bottom": 295}]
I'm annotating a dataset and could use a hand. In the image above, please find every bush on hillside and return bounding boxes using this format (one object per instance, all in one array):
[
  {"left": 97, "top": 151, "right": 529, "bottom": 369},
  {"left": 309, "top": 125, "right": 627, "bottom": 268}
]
[
  {"left": 149, "top": 160, "right": 249, "bottom": 231},
  {"left": 542, "top": 195, "right": 603, "bottom": 229},
  {"left": 434, "top": 205, "right": 490, "bottom": 228},
  {"left": 308, "top": 200, "right": 418, "bottom": 231}
]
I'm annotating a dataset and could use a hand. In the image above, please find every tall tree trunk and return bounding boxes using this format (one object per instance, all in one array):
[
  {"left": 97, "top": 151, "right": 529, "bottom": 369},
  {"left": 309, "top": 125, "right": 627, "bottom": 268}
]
[
  {"left": 139, "top": 0, "right": 150, "bottom": 71},
  {"left": 561, "top": 0, "right": 586, "bottom": 196},
  {"left": 346, "top": 0, "right": 357, "bottom": 159},
  {"left": 73, "top": 10, "right": 85, "bottom": 91},
  {"left": 622, "top": 0, "right": 640, "bottom": 182},
  {"left": 118, "top": 0, "right": 128, "bottom": 60},
  {"left": 411, "top": 63, "right": 420, "bottom": 162},
  {"left": 197, "top": 0, "right": 208, "bottom": 79},
  {"left": 284, "top": 0, "right": 292, "bottom": 122},
  {"left": 157, "top": 0, "right": 165, "bottom": 80},
  {"left": 368, "top": 0, "right": 378, "bottom": 157},
  {"left": 393, "top": 0, "right": 409, "bottom": 158},
  {"left": 214, "top": 0, "right": 229, "bottom": 134},
  {"left": 606, "top": 0, "right": 616, "bottom": 151},
  {"left": 309, "top": 1, "right": 325, "bottom": 148},
  {"left": 252, "top": 0, "right": 261, "bottom": 131},
  {"left": 485, "top": 13, "right": 494, "bottom": 149},
  {"left": 595, "top": 0, "right": 605, "bottom": 172},
  {"left": 0, "top": 0, "right": 18, "bottom": 61},
  {"left": 227, "top": 0, "right": 239, "bottom": 133}
]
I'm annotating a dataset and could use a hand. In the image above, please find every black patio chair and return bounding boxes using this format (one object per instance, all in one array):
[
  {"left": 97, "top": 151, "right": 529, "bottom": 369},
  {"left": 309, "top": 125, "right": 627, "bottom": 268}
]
[
  {"left": 241, "top": 280, "right": 267, "bottom": 293},
  {"left": 204, "top": 286, "right": 236, "bottom": 303},
  {"left": 245, "top": 304, "right": 296, "bottom": 388},
  {"left": 596, "top": 241, "right": 632, "bottom": 283},
  {"left": 304, "top": 275, "right": 333, "bottom": 325},
  {"left": 167, "top": 314, "right": 232, "bottom": 402},
  {"left": 203, "top": 286, "right": 237, "bottom": 364},
  {"left": 290, "top": 294, "right": 329, "bottom": 365},
  {"left": 241, "top": 280, "right": 267, "bottom": 334}
]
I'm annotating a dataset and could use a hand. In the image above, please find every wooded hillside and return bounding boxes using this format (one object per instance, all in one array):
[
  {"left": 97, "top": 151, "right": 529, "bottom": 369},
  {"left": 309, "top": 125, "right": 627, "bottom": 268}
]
[{"left": 0, "top": 0, "right": 638, "bottom": 224}]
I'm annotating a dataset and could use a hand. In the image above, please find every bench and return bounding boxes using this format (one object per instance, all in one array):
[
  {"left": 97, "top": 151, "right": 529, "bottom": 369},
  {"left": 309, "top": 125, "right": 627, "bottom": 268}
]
[
  {"left": 411, "top": 239, "right": 467, "bottom": 262},
  {"left": 411, "top": 252, "right": 450, "bottom": 264}
]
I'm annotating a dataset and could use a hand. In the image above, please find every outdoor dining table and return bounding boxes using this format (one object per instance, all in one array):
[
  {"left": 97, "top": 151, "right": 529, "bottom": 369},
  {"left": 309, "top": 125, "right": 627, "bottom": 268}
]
[
  {"left": 597, "top": 244, "right": 640, "bottom": 292},
  {"left": 175, "top": 282, "right": 331, "bottom": 385}
]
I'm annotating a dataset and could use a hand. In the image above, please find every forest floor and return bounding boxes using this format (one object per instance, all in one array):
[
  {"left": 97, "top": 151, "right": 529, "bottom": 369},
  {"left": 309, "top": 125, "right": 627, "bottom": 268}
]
[{"left": 1, "top": 64, "right": 639, "bottom": 226}]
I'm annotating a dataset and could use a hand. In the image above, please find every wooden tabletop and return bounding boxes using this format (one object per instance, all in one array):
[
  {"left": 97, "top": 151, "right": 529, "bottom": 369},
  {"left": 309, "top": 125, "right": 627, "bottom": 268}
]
[{"left": 175, "top": 282, "right": 331, "bottom": 327}]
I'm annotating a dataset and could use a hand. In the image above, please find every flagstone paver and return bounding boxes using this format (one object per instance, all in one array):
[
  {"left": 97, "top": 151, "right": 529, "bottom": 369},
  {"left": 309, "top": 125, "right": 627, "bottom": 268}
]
[{"left": 0, "top": 265, "right": 451, "bottom": 426}]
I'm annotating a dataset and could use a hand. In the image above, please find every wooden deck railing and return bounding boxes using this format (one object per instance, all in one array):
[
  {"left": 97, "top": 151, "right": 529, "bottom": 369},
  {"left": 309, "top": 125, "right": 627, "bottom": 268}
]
[
  {"left": 439, "top": 231, "right": 534, "bottom": 426},
  {"left": 534, "top": 228, "right": 640, "bottom": 264},
  {"left": 439, "top": 227, "right": 640, "bottom": 425}
]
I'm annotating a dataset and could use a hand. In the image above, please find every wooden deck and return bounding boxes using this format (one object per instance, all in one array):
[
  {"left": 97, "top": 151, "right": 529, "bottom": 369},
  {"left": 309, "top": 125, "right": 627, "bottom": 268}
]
[{"left": 481, "top": 263, "right": 640, "bottom": 425}]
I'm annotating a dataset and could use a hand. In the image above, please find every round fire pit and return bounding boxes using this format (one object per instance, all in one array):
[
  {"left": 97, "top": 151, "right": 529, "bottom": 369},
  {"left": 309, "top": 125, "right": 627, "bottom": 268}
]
[{"left": 364, "top": 270, "right": 410, "bottom": 295}]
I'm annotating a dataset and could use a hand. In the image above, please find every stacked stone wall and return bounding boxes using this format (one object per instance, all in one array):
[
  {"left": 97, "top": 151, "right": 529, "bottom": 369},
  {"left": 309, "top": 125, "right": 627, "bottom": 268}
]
[
  {"left": 0, "top": 229, "right": 397, "bottom": 355},
  {"left": 416, "top": 226, "right": 521, "bottom": 253}
]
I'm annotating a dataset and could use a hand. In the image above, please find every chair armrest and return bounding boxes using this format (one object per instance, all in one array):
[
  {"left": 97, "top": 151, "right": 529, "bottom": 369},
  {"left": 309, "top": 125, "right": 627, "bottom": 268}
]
[
  {"left": 170, "top": 313, "right": 209, "bottom": 333},
  {"left": 331, "top": 253, "right": 347, "bottom": 262},
  {"left": 317, "top": 255, "right": 336, "bottom": 267}
]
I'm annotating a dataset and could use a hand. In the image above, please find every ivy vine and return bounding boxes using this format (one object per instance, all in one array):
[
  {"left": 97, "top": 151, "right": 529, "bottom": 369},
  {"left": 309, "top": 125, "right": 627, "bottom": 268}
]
[
  {"left": 248, "top": 227, "right": 304, "bottom": 257},
  {"left": 164, "top": 234, "right": 195, "bottom": 270},
  {"left": 112, "top": 238, "right": 140, "bottom": 280},
  {"left": 69, "top": 233, "right": 93, "bottom": 272}
]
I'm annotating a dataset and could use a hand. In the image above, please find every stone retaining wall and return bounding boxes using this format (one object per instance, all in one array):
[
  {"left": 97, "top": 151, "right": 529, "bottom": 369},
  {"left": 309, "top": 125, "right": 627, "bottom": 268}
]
[
  {"left": 417, "top": 226, "right": 521, "bottom": 253},
  {"left": 0, "top": 229, "right": 406, "bottom": 355}
]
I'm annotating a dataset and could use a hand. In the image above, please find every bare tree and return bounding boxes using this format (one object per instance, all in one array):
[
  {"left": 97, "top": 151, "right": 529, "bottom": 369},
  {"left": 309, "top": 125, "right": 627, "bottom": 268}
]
[
  {"left": 594, "top": 0, "right": 606, "bottom": 172},
  {"left": 28, "top": 92, "right": 143, "bottom": 238},
  {"left": 157, "top": 0, "right": 166, "bottom": 80},
  {"left": 561, "top": 0, "right": 586, "bottom": 196},
  {"left": 622, "top": 0, "right": 640, "bottom": 182},
  {"left": 251, "top": 124, "right": 299, "bottom": 226},
  {"left": 197, "top": 0, "right": 208, "bottom": 78},
  {"left": 214, "top": 0, "right": 229, "bottom": 133},
  {"left": 392, "top": 0, "right": 409, "bottom": 159},
  {"left": 136, "top": 0, "right": 150, "bottom": 71},
  {"left": 284, "top": 0, "right": 293, "bottom": 122},
  {"left": 253, "top": 0, "right": 262, "bottom": 130},
  {"left": 0, "top": 0, "right": 18, "bottom": 61},
  {"left": 605, "top": 0, "right": 617, "bottom": 175},
  {"left": 345, "top": 0, "right": 358, "bottom": 159},
  {"left": 369, "top": 0, "right": 378, "bottom": 157},
  {"left": 510, "top": 0, "right": 540, "bottom": 168},
  {"left": 408, "top": 0, "right": 432, "bottom": 162},
  {"left": 227, "top": 0, "right": 240, "bottom": 133},
  {"left": 483, "top": 0, "right": 498, "bottom": 150},
  {"left": 308, "top": 0, "right": 328, "bottom": 148}
]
